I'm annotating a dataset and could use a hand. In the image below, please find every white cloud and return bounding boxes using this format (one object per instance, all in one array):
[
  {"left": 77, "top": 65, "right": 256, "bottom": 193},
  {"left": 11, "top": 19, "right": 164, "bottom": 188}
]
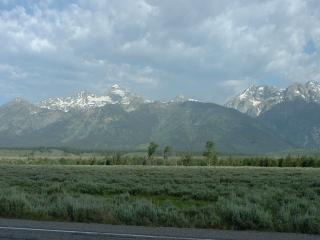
[
  {"left": 0, "top": 0, "right": 319, "bottom": 103},
  {"left": 0, "top": 63, "right": 27, "bottom": 79},
  {"left": 30, "top": 38, "right": 55, "bottom": 52}
]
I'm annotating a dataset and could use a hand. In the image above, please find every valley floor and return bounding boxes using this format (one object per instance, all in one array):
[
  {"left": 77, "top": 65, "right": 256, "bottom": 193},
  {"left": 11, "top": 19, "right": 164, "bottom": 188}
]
[{"left": 0, "top": 165, "right": 319, "bottom": 234}]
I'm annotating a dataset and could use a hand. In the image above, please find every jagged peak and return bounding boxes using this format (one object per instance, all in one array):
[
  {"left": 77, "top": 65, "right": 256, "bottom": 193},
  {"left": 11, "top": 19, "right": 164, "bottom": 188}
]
[
  {"left": 108, "top": 84, "right": 130, "bottom": 98},
  {"left": 14, "top": 97, "right": 25, "bottom": 103},
  {"left": 226, "top": 80, "right": 320, "bottom": 117},
  {"left": 169, "top": 94, "right": 199, "bottom": 103},
  {"left": 174, "top": 94, "right": 187, "bottom": 102},
  {"left": 243, "top": 84, "right": 279, "bottom": 93},
  {"left": 111, "top": 84, "right": 121, "bottom": 89},
  {"left": 306, "top": 80, "right": 320, "bottom": 88},
  {"left": 38, "top": 84, "right": 148, "bottom": 112},
  {"left": 75, "top": 90, "right": 95, "bottom": 98},
  {"left": 8, "top": 97, "right": 33, "bottom": 105},
  {"left": 2, "top": 97, "right": 38, "bottom": 113}
]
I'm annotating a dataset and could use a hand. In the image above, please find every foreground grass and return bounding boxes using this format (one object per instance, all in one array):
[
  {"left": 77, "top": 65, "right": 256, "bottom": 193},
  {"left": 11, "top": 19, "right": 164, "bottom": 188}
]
[{"left": 0, "top": 166, "right": 319, "bottom": 234}]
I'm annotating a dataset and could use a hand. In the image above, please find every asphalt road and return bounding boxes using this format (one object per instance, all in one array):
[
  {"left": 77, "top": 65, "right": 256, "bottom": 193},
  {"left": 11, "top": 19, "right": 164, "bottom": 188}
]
[{"left": 0, "top": 218, "right": 319, "bottom": 240}]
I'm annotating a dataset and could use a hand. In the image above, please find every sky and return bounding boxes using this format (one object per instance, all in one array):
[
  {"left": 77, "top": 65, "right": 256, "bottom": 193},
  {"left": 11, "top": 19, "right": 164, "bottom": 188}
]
[{"left": 0, "top": 0, "right": 319, "bottom": 104}]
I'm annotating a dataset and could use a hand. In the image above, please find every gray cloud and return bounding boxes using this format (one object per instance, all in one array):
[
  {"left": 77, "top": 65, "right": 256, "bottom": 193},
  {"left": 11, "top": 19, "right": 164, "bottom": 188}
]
[{"left": 0, "top": 0, "right": 319, "bottom": 104}]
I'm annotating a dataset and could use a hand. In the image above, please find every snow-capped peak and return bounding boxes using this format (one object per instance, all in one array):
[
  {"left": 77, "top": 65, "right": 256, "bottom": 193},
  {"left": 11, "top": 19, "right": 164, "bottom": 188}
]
[
  {"left": 306, "top": 80, "right": 320, "bottom": 96},
  {"left": 13, "top": 97, "right": 25, "bottom": 103},
  {"left": 225, "top": 81, "right": 320, "bottom": 117},
  {"left": 169, "top": 94, "right": 199, "bottom": 103},
  {"left": 225, "top": 85, "right": 282, "bottom": 117},
  {"left": 173, "top": 94, "right": 187, "bottom": 102},
  {"left": 110, "top": 84, "right": 126, "bottom": 96},
  {"left": 108, "top": 84, "right": 129, "bottom": 99},
  {"left": 112, "top": 84, "right": 120, "bottom": 88},
  {"left": 39, "top": 84, "right": 148, "bottom": 112}
]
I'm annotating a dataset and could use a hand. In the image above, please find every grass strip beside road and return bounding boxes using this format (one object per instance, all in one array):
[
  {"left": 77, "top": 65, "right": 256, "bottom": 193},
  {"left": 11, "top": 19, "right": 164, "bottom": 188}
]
[{"left": 0, "top": 165, "right": 319, "bottom": 234}]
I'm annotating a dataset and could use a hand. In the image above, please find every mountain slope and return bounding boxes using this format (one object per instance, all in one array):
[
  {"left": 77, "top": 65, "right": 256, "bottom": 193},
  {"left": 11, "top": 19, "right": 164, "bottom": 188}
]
[
  {"left": 0, "top": 99, "right": 291, "bottom": 154},
  {"left": 150, "top": 102, "right": 291, "bottom": 153},
  {"left": 259, "top": 100, "right": 320, "bottom": 148}
]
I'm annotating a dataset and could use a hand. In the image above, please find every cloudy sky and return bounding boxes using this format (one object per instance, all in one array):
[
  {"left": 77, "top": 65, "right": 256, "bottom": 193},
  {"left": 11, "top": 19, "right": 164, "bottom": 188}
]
[{"left": 0, "top": 0, "right": 319, "bottom": 104}]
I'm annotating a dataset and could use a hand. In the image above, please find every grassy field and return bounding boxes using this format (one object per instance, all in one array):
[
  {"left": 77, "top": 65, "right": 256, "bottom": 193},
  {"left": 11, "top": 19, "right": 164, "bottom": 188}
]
[
  {"left": 1, "top": 148, "right": 320, "bottom": 167},
  {"left": 0, "top": 165, "right": 319, "bottom": 234}
]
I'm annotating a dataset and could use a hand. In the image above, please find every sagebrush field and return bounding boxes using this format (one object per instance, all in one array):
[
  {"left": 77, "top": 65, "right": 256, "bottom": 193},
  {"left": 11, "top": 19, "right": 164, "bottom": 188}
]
[{"left": 0, "top": 165, "right": 319, "bottom": 234}]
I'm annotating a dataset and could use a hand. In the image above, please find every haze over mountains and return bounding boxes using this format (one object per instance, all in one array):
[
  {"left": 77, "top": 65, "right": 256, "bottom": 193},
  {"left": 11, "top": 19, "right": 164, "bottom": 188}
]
[{"left": 1, "top": 82, "right": 320, "bottom": 154}]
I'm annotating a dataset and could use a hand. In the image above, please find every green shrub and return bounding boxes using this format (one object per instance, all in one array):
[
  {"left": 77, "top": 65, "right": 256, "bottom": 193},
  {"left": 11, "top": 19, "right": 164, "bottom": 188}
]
[{"left": 0, "top": 166, "right": 319, "bottom": 233}]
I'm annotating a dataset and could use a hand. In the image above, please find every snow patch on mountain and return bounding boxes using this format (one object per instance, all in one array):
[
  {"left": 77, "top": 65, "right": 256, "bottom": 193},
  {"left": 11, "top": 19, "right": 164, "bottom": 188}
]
[
  {"left": 225, "top": 81, "right": 320, "bottom": 117},
  {"left": 225, "top": 85, "right": 283, "bottom": 117},
  {"left": 39, "top": 84, "right": 148, "bottom": 112},
  {"left": 169, "top": 94, "right": 199, "bottom": 103}
]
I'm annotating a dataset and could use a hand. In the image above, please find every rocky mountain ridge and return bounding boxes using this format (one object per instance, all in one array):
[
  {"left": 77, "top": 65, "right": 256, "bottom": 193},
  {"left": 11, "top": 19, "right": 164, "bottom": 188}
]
[
  {"left": 38, "top": 84, "right": 201, "bottom": 112},
  {"left": 0, "top": 88, "right": 290, "bottom": 154},
  {"left": 38, "top": 84, "right": 150, "bottom": 112},
  {"left": 1, "top": 81, "right": 320, "bottom": 153},
  {"left": 225, "top": 81, "right": 320, "bottom": 117}
]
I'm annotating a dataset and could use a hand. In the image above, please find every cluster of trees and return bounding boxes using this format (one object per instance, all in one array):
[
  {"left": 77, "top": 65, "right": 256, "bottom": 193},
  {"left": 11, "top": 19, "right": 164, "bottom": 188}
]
[
  {"left": 221, "top": 155, "right": 320, "bottom": 167},
  {"left": 147, "top": 140, "right": 217, "bottom": 166},
  {"left": 5, "top": 145, "right": 320, "bottom": 168}
]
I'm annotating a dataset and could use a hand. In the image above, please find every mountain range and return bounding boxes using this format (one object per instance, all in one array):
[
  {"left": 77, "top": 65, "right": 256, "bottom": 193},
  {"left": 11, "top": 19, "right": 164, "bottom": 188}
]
[
  {"left": 1, "top": 82, "right": 320, "bottom": 154},
  {"left": 225, "top": 81, "right": 320, "bottom": 117},
  {"left": 39, "top": 84, "right": 151, "bottom": 112}
]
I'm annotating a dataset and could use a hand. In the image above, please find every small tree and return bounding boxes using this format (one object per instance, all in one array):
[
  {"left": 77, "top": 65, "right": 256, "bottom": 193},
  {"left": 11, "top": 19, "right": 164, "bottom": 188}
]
[
  {"left": 181, "top": 152, "right": 193, "bottom": 166},
  {"left": 112, "top": 152, "right": 122, "bottom": 165},
  {"left": 148, "top": 142, "right": 158, "bottom": 159},
  {"left": 163, "top": 146, "right": 172, "bottom": 160},
  {"left": 203, "top": 140, "right": 217, "bottom": 166}
]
